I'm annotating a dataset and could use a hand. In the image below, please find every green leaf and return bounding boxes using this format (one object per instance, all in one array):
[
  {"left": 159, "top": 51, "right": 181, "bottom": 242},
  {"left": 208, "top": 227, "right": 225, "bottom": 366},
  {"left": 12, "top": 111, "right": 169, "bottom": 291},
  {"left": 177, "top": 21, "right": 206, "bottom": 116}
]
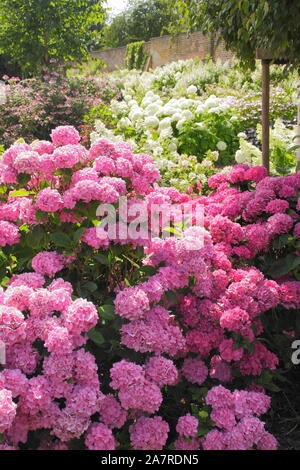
[
  {"left": 18, "top": 223, "right": 29, "bottom": 232},
  {"left": 9, "top": 189, "right": 34, "bottom": 197},
  {"left": 139, "top": 265, "right": 157, "bottom": 277},
  {"left": 0, "top": 186, "right": 7, "bottom": 195},
  {"left": 197, "top": 425, "right": 210, "bottom": 437},
  {"left": 165, "top": 290, "right": 178, "bottom": 303},
  {"left": 1, "top": 276, "right": 9, "bottom": 287},
  {"left": 88, "top": 328, "right": 105, "bottom": 345},
  {"left": 272, "top": 234, "right": 290, "bottom": 250},
  {"left": 35, "top": 209, "right": 48, "bottom": 221},
  {"left": 17, "top": 173, "right": 31, "bottom": 185},
  {"left": 27, "top": 226, "right": 48, "bottom": 249},
  {"left": 83, "top": 281, "right": 97, "bottom": 293},
  {"left": 51, "top": 232, "right": 73, "bottom": 248},
  {"left": 267, "top": 254, "right": 300, "bottom": 278},
  {"left": 73, "top": 227, "right": 87, "bottom": 243},
  {"left": 94, "top": 253, "right": 109, "bottom": 265},
  {"left": 99, "top": 304, "right": 115, "bottom": 320},
  {"left": 162, "top": 226, "right": 182, "bottom": 236},
  {"left": 123, "top": 255, "right": 140, "bottom": 269}
]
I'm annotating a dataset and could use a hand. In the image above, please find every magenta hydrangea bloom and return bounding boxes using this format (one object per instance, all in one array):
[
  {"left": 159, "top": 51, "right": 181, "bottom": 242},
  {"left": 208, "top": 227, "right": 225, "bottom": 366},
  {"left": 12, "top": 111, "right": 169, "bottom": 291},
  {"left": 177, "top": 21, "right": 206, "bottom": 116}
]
[
  {"left": 32, "top": 251, "right": 65, "bottom": 277},
  {"left": 129, "top": 416, "right": 169, "bottom": 450},
  {"left": 50, "top": 126, "right": 81, "bottom": 147},
  {"left": 0, "top": 389, "right": 17, "bottom": 433},
  {"left": 176, "top": 414, "right": 198, "bottom": 438},
  {"left": 35, "top": 188, "right": 63, "bottom": 212}
]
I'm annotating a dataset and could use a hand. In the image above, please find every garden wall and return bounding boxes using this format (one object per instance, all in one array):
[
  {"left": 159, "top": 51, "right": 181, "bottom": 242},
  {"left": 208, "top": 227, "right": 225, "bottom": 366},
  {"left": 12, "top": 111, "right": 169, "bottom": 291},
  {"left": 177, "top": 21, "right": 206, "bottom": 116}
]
[{"left": 91, "top": 31, "right": 234, "bottom": 72}]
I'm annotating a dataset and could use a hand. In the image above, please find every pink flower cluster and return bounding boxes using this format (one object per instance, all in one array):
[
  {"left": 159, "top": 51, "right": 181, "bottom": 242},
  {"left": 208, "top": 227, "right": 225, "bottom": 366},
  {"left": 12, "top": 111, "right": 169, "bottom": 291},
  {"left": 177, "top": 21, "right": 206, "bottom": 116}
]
[
  {"left": 203, "top": 386, "right": 277, "bottom": 450},
  {"left": 110, "top": 360, "right": 164, "bottom": 414},
  {"left": 114, "top": 228, "right": 283, "bottom": 381},
  {"left": 129, "top": 416, "right": 170, "bottom": 450},
  {"left": 0, "top": 126, "right": 162, "bottom": 250},
  {"left": 0, "top": 124, "right": 297, "bottom": 451},
  {"left": 110, "top": 221, "right": 287, "bottom": 449},
  {"left": 0, "top": 273, "right": 118, "bottom": 448},
  {"left": 203, "top": 165, "right": 300, "bottom": 259}
]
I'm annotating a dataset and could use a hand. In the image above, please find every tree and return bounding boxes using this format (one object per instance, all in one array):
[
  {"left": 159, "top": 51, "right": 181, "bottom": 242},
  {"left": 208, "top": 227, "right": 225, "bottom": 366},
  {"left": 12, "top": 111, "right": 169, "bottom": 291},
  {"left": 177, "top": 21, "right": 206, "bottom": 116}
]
[
  {"left": 102, "top": 0, "right": 173, "bottom": 49},
  {"left": 172, "top": 0, "right": 300, "bottom": 68},
  {"left": 171, "top": 0, "right": 300, "bottom": 169},
  {"left": 0, "top": 0, "right": 106, "bottom": 76}
]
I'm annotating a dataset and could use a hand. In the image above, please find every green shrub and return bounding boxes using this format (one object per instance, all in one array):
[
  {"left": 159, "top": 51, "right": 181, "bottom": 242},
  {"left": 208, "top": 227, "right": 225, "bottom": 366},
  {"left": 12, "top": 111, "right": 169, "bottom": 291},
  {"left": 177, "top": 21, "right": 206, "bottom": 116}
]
[{"left": 125, "top": 41, "right": 148, "bottom": 70}]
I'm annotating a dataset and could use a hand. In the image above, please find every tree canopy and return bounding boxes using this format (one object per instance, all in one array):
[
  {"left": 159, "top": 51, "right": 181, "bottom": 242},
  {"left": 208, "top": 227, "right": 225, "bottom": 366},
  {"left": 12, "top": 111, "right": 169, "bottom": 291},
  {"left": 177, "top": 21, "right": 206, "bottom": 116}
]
[
  {"left": 102, "top": 0, "right": 173, "bottom": 49},
  {"left": 172, "top": 0, "right": 300, "bottom": 68},
  {"left": 0, "top": 0, "right": 106, "bottom": 76}
]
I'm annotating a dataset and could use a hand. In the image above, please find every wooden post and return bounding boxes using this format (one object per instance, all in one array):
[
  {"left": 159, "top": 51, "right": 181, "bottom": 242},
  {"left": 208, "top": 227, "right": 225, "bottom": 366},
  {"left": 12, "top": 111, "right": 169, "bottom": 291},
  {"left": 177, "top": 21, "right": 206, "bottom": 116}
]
[
  {"left": 296, "top": 79, "right": 300, "bottom": 172},
  {"left": 210, "top": 35, "right": 216, "bottom": 61},
  {"left": 262, "top": 59, "right": 270, "bottom": 173}
]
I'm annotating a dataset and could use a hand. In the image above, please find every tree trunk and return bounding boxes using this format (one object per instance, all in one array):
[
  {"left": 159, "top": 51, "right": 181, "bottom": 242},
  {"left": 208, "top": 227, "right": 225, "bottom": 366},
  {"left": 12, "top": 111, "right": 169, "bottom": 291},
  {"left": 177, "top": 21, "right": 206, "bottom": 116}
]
[
  {"left": 296, "top": 78, "right": 300, "bottom": 172},
  {"left": 262, "top": 59, "right": 270, "bottom": 173}
]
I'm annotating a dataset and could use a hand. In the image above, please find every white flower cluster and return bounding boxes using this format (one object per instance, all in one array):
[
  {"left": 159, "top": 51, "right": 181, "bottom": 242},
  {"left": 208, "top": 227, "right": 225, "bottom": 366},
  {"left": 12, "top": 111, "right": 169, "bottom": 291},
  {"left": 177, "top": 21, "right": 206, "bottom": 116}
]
[
  {"left": 93, "top": 86, "right": 237, "bottom": 159},
  {"left": 90, "top": 57, "right": 297, "bottom": 186},
  {"left": 235, "top": 119, "right": 296, "bottom": 172}
]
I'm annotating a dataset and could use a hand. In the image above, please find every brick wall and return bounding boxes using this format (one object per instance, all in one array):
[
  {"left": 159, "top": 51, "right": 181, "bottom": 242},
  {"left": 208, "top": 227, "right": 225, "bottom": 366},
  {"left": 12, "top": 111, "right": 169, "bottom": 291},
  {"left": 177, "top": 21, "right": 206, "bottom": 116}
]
[{"left": 91, "top": 31, "right": 234, "bottom": 72}]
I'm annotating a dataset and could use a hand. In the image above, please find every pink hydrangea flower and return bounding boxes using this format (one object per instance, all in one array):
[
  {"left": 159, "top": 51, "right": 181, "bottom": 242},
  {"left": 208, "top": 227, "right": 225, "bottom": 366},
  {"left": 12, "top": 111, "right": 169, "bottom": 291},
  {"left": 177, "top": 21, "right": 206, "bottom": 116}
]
[
  {"left": 0, "top": 389, "right": 17, "bottom": 432},
  {"left": 35, "top": 188, "right": 63, "bottom": 212},
  {"left": 129, "top": 416, "right": 169, "bottom": 450},
  {"left": 50, "top": 126, "right": 81, "bottom": 147},
  {"left": 176, "top": 414, "right": 198, "bottom": 438},
  {"left": 144, "top": 356, "right": 178, "bottom": 387},
  {"left": 115, "top": 287, "right": 149, "bottom": 321},
  {"left": 0, "top": 221, "right": 20, "bottom": 247},
  {"left": 182, "top": 357, "right": 208, "bottom": 385},
  {"left": 84, "top": 423, "right": 115, "bottom": 450},
  {"left": 32, "top": 251, "right": 66, "bottom": 277}
]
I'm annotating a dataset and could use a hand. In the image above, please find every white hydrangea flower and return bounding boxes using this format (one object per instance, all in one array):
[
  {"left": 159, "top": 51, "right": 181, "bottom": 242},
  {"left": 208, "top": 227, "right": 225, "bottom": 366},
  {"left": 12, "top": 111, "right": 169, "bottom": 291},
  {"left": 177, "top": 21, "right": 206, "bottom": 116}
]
[
  {"left": 196, "top": 104, "right": 205, "bottom": 114},
  {"left": 144, "top": 116, "right": 160, "bottom": 128},
  {"left": 168, "top": 161, "right": 177, "bottom": 170},
  {"left": 171, "top": 113, "right": 183, "bottom": 122},
  {"left": 235, "top": 150, "right": 247, "bottom": 163},
  {"left": 207, "top": 107, "right": 221, "bottom": 114},
  {"left": 217, "top": 141, "right": 227, "bottom": 151},
  {"left": 154, "top": 146, "right": 163, "bottom": 156},
  {"left": 129, "top": 108, "right": 144, "bottom": 121},
  {"left": 238, "top": 132, "right": 247, "bottom": 139},
  {"left": 204, "top": 95, "right": 218, "bottom": 108},
  {"left": 169, "top": 141, "right": 178, "bottom": 152},
  {"left": 182, "top": 110, "right": 194, "bottom": 120},
  {"left": 145, "top": 103, "right": 162, "bottom": 116},
  {"left": 176, "top": 119, "right": 186, "bottom": 130},
  {"left": 194, "top": 122, "right": 206, "bottom": 130},
  {"left": 118, "top": 117, "right": 132, "bottom": 128},
  {"left": 181, "top": 159, "right": 190, "bottom": 167},
  {"left": 128, "top": 99, "right": 138, "bottom": 107},
  {"left": 178, "top": 98, "right": 191, "bottom": 109},
  {"left": 159, "top": 117, "right": 172, "bottom": 130},
  {"left": 162, "top": 105, "right": 178, "bottom": 116},
  {"left": 197, "top": 173, "right": 208, "bottom": 183},
  {"left": 159, "top": 127, "right": 173, "bottom": 140},
  {"left": 186, "top": 85, "right": 197, "bottom": 95}
]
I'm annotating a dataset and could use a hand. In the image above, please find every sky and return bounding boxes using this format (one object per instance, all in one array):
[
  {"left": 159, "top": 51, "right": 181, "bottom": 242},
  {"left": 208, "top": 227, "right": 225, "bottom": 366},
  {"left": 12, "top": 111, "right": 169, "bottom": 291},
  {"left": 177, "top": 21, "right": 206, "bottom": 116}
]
[{"left": 105, "top": 0, "right": 128, "bottom": 16}]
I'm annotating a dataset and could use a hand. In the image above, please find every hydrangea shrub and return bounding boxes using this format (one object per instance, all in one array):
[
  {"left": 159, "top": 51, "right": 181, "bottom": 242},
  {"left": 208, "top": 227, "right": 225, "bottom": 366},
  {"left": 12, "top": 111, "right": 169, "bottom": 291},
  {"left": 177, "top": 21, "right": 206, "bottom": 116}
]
[{"left": 0, "top": 125, "right": 299, "bottom": 449}]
